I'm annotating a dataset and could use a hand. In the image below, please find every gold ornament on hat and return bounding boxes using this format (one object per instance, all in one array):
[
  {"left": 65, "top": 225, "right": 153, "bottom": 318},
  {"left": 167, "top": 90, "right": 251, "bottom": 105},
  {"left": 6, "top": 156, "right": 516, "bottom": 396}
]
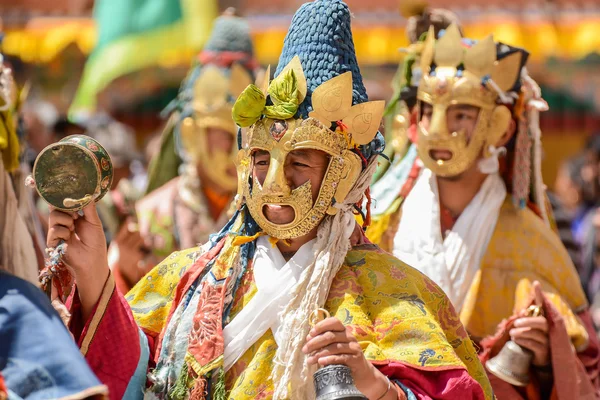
[
  {"left": 232, "top": 56, "right": 385, "bottom": 239},
  {"left": 416, "top": 24, "right": 523, "bottom": 177},
  {"left": 180, "top": 64, "right": 253, "bottom": 192}
]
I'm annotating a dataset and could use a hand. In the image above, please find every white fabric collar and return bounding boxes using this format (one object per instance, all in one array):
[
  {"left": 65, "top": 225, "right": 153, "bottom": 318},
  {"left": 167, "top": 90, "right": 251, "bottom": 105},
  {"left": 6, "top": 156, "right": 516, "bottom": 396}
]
[
  {"left": 223, "top": 236, "right": 316, "bottom": 371},
  {"left": 392, "top": 168, "right": 507, "bottom": 312}
]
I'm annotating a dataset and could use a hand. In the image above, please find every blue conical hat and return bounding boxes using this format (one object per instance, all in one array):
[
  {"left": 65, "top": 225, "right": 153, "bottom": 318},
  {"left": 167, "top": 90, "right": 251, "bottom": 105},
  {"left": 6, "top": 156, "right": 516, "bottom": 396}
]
[
  {"left": 274, "top": 0, "right": 368, "bottom": 117},
  {"left": 202, "top": 11, "right": 254, "bottom": 56},
  {"left": 273, "top": 0, "right": 384, "bottom": 159},
  {"left": 162, "top": 11, "right": 257, "bottom": 121}
]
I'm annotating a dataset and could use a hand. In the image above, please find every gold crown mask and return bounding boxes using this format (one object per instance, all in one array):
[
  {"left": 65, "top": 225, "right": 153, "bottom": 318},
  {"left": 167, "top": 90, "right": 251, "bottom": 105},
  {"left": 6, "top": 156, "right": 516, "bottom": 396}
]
[
  {"left": 232, "top": 56, "right": 385, "bottom": 239},
  {"left": 179, "top": 64, "right": 253, "bottom": 191},
  {"left": 416, "top": 24, "right": 523, "bottom": 177}
]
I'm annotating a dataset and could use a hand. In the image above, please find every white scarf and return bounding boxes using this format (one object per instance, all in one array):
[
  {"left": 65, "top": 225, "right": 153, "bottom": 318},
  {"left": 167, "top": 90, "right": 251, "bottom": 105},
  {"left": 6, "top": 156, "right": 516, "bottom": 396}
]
[
  {"left": 393, "top": 168, "right": 506, "bottom": 312},
  {"left": 223, "top": 236, "right": 316, "bottom": 371}
]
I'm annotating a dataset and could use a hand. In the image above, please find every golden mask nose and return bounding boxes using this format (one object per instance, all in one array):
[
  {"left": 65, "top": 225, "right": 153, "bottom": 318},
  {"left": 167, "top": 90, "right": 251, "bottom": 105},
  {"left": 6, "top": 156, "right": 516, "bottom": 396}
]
[
  {"left": 262, "top": 157, "right": 291, "bottom": 197},
  {"left": 427, "top": 106, "right": 450, "bottom": 139}
]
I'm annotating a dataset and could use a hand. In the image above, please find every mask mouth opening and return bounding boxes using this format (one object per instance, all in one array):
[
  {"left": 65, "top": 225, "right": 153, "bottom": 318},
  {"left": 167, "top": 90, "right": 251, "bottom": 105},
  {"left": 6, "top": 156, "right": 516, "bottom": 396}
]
[
  {"left": 429, "top": 149, "right": 454, "bottom": 164},
  {"left": 262, "top": 203, "right": 296, "bottom": 225}
]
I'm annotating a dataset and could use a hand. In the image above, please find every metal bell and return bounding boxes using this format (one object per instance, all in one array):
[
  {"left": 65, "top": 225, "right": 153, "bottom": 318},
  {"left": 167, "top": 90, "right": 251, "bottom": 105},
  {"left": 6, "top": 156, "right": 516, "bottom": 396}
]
[
  {"left": 314, "top": 365, "right": 367, "bottom": 400},
  {"left": 486, "top": 340, "right": 533, "bottom": 387}
]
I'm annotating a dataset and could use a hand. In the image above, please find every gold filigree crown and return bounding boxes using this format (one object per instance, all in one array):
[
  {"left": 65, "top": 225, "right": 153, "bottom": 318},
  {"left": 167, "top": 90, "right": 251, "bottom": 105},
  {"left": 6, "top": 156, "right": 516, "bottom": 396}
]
[
  {"left": 192, "top": 63, "right": 253, "bottom": 134},
  {"left": 418, "top": 24, "right": 524, "bottom": 109},
  {"left": 234, "top": 55, "right": 385, "bottom": 153}
]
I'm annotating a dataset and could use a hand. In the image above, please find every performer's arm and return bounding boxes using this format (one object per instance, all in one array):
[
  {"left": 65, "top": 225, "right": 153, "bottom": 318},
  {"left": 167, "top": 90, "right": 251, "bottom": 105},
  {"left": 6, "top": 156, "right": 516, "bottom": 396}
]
[
  {"left": 48, "top": 203, "right": 153, "bottom": 399},
  {"left": 480, "top": 281, "right": 600, "bottom": 398},
  {"left": 67, "top": 272, "right": 154, "bottom": 400}
]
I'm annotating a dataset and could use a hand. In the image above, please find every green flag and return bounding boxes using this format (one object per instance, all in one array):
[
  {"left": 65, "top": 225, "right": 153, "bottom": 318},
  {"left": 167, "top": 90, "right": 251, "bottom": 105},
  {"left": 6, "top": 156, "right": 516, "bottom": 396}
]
[{"left": 70, "top": 0, "right": 218, "bottom": 115}]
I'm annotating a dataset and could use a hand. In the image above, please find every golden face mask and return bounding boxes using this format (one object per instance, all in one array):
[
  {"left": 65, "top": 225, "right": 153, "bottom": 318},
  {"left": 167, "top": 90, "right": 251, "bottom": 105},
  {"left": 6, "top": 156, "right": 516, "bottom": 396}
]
[
  {"left": 179, "top": 64, "right": 252, "bottom": 191},
  {"left": 416, "top": 24, "right": 522, "bottom": 177},
  {"left": 233, "top": 57, "right": 385, "bottom": 239},
  {"left": 180, "top": 117, "right": 238, "bottom": 191}
]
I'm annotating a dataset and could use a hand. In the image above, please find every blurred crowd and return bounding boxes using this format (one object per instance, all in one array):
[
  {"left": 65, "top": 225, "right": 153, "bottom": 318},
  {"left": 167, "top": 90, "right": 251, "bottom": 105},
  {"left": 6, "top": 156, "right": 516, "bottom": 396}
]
[{"left": 552, "top": 135, "right": 600, "bottom": 332}]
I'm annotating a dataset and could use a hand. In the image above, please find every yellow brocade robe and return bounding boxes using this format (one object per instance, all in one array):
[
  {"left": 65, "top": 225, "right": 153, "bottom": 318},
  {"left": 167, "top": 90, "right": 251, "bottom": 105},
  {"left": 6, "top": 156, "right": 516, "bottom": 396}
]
[
  {"left": 368, "top": 198, "right": 589, "bottom": 350},
  {"left": 126, "top": 242, "right": 494, "bottom": 399},
  {"left": 460, "top": 200, "right": 588, "bottom": 348}
]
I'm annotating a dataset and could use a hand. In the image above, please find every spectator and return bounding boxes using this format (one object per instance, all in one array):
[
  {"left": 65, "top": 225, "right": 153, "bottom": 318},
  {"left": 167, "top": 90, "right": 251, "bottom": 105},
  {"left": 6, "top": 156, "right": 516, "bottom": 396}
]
[
  {"left": 547, "top": 191, "right": 582, "bottom": 272},
  {"left": 554, "top": 155, "right": 586, "bottom": 217},
  {"left": 0, "top": 271, "right": 108, "bottom": 399},
  {"left": 21, "top": 99, "right": 58, "bottom": 167}
]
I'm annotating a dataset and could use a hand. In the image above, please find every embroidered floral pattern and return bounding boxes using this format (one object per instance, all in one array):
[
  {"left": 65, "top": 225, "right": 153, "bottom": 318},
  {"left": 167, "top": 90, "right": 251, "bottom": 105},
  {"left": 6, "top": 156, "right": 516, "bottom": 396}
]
[
  {"left": 187, "top": 283, "right": 225, "bottom": 368},
  {"left": 128, "top": 247, "right": 199, "bottom": 334},
  {"left": 389, "top": 265, "right": 407, "bottom": 281},
  {"left": 189, "top": 284, "right": 222, "bottom": 345},
  {"left": 129, "top": 239, "right": 493, "bottom": 400}
]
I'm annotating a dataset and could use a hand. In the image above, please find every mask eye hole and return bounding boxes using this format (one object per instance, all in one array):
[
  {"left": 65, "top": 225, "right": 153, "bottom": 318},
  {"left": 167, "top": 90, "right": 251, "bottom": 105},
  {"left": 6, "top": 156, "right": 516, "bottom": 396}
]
[
  {"left": 420, "top": 102, "right": 433, "bottom": 120},
  {"left": 251, "top": 149, "right": 271, "bottom": 168}
]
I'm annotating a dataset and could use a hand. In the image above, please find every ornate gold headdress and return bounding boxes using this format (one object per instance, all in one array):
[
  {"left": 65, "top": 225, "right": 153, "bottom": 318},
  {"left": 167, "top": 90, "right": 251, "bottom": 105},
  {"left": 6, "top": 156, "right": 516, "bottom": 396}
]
[
  {"left": 232, "top": 55, "right": 385, "bottom": 239},
  {"left": 416, "top": 24, "right": 526, "bottom": 177},
  {"left": 382, "top": 4, "right": 462, "bottom": 161},
  {"left": 419, "top": 24, "right": 523, "bottom": 110}
]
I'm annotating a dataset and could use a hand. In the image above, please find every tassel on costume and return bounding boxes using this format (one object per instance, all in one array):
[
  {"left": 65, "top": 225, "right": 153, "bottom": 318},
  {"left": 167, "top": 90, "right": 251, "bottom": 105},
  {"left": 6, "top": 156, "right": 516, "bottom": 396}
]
[
  {"left": 169, "top": 362, "right": 193, "bottom": 399},
  {"left": 511, "top": 113, "right": 532, "bottom": 209},
  {"left": 212, "top": 367, "right": 226, "bottom": 400},
  {"left": 189, "top": 377, "right": 207, "bottom": 400}
]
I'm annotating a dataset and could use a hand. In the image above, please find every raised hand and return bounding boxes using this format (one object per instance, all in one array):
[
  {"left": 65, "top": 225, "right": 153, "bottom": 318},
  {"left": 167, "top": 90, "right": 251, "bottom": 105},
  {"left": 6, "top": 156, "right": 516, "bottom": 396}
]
[
  {"left": 510, "top": 281, "right": 550, "bottom": 367},
  {"left": 108, "top": 219, "right": 152, "bottom": 290},
  {"left": 47, "top": 203, "right": 109, "bottom": 319}
]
